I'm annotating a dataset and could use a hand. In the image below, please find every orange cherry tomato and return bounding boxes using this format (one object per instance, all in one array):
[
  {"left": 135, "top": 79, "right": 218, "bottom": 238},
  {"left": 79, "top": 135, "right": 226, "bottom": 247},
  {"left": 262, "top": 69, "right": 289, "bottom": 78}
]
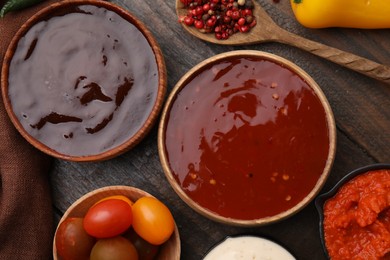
[
  {"left": 84, "top": 199, "right": 133, "bottom": 238},
  {"left": 132, "top": 197, "right": 175, "bottom": 245},
  {"left": 95, "top": 195, "right": 134, "bottom": 207}
]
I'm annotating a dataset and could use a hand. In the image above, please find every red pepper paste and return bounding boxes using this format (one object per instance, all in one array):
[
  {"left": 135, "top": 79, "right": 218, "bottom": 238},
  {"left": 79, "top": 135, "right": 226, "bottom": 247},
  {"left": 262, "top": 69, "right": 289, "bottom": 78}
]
[
  {"left": 324, "top": 169, "right": 390, "bottom": 260},
  {"left": 164, "top": 56, "right": 331, "bottom": 220}
]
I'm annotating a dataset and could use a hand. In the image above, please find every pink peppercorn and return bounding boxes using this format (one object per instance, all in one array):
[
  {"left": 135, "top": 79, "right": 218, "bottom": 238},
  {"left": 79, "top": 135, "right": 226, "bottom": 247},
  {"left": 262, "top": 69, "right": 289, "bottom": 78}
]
[
  {"left": 237, "top": 17, "right": 246, "bottom": 26},
  {"left": 231, "top": 10, "right": 240, "bottom": 20},
  {"left": 194, "top": 20, "right": 204, "bottom": 29},
  {"left": 195, "top": 6, "right": 203, "bottom": 15},
  {"left": 184, "top": 16, "right": 195, "bottom": 25},
  {"left": 179, "top": 0, "right": 256, "bottom": 40}
]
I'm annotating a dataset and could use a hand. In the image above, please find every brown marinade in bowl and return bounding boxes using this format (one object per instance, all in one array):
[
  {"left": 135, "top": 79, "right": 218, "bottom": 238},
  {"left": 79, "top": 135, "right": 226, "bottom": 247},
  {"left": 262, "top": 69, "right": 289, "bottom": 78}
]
[{"left": 1, "top": 0, "right": 166, "bottom": 161}]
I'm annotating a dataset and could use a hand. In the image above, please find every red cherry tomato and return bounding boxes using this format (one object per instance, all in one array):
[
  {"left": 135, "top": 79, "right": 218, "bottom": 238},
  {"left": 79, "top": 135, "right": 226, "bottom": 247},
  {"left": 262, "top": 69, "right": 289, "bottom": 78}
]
[
  {"left": 90, "top": 236, "right": 138, "bottom": 260},
  {"left": 83, "top": 199, "right": 133, "bottom": 238},
  {"left": 55, "top": 217, "right": 95, "bottom": 260},
  {"left": 132, "top": 197, "right": 175, "bottom": 245}
]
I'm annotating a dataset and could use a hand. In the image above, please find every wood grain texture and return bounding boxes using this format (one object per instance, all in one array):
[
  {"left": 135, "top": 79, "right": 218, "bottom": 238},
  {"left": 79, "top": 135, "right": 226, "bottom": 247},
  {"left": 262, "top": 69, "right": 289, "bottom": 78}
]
[
  {"left": 50, "top": 0, "right": 390, "bottom": 259},
  {"left": 274, "top": 29, "right": 390, "bottom": 84}
]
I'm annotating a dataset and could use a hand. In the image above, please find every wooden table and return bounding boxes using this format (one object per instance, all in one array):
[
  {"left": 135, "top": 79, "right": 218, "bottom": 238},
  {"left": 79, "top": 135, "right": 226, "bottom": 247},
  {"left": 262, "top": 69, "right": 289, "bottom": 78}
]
[{"left": 50, "top": 0, "right": 390, "bottom": 259}]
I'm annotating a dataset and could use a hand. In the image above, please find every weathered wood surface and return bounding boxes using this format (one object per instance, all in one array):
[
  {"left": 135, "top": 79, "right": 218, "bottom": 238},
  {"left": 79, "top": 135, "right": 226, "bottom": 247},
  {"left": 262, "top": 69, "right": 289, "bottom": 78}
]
[{"left": 50, "top": 0, "right": 390, "bottom": 259}]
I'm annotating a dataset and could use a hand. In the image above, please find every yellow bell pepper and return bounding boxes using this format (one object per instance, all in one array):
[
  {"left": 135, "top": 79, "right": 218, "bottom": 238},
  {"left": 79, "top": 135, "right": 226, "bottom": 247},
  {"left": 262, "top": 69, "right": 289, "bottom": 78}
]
[{"left": 290, "top": 0, "right": 390, "bottom": 29}]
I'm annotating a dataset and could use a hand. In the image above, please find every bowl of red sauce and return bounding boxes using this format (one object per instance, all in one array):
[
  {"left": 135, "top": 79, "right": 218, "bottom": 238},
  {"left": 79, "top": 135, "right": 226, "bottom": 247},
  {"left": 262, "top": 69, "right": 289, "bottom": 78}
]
[
  {"left": 1, "top": 0, "right": 166, "bottom": 161},
  {"left": 316, "top": 163, "right": 390, "bottom": 259},
  {"left": 158, "top": 50, "right": 336, "bottom": 226}
]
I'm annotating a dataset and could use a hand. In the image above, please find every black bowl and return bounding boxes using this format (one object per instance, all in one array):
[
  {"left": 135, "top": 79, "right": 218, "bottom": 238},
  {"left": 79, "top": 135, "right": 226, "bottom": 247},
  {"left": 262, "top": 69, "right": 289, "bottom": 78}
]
[{"left": 315, "top": 163, "right": 390, "bottom": 258}]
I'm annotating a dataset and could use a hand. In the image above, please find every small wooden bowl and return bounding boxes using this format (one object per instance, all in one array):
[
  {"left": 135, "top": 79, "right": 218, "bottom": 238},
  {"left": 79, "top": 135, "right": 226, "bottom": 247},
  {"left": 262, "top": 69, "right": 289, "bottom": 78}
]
[
  {"left": 158, "top": 50, "right": 336, "bottom": 227},
  {"left": 1, "top": 0, "right": 166, "bottom": 162},
  {"left": 53, "top": 186, "right": 181, "bottom": 260}
]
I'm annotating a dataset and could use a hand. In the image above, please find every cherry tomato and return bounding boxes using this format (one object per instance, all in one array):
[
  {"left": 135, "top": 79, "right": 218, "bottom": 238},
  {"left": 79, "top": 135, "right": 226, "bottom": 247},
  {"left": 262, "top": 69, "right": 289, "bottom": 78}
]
[
  {"left": 95, "top": 195, "right": 134, "bottom": 207},
  {"left": 55, "top": 217, "right": 95, "bottom": 260},
  {"left": 132, "top": 197, "right": 175, "bottom": 245},
  {"left": 124, "top": 228, "right": 160, "bottom": 260},
  {"left": 83, "top": 199, "right": 132, "bottom": 238},
  {"left": 90, "top": 236, "right": 138, "bottom": 260}
]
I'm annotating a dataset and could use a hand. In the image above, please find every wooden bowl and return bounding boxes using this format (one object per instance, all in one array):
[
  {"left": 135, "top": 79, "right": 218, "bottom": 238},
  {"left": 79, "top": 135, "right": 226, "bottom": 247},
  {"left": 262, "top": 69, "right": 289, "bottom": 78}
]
[
  {"left": 315, "top": 163, "right": 390, "bottom": 259},
  {"left": 158, "top": 50, "right": 336, "bottom": 226},
  {"left": 1, "top": 0, "right": 166, "bottom": 162},
  {"left": 53, "top": 185, "right": 181, "bottom": 260}
]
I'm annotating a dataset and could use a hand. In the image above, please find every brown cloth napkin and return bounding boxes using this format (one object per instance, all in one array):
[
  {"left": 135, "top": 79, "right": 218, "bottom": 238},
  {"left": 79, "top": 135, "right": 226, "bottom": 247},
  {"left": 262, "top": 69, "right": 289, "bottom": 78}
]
[{"left": 0, "top": 0, "right": 56, "bottom": 259}]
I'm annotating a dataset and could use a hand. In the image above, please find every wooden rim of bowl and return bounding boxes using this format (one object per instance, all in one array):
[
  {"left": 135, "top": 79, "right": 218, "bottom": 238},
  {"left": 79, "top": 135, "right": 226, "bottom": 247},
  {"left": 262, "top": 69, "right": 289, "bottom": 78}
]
[
  {"left": 53, "top": 185, "right": 181, "bottom": 260},
  {"left": 158, "top": 50, "right": 337, "bottom": 227},
  {"left": 1, "top": 0, "right": 167, "bottom": 162}
]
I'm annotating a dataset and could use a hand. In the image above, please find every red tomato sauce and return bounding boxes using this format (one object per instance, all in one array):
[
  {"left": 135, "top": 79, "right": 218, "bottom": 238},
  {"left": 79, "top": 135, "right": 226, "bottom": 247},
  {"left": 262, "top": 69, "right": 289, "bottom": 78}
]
[
  {"left": 324, "top": 169, "right": 390, "bottom": 259},
  {"left": 164, "top": 56, "right": 330, "bottom": 220}
]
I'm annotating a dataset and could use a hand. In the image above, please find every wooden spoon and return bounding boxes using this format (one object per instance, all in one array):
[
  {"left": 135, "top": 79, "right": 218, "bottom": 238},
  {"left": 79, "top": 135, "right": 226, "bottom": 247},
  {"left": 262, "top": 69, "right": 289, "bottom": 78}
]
[{"left": 176, "top": 0, "right": 390, "bottom": 85}]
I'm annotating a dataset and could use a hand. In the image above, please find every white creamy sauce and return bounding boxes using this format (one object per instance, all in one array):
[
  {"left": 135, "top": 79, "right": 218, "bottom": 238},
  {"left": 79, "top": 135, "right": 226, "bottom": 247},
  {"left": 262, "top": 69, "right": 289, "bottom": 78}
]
[{"left": 203, "top": 236, "right": 296, "bottom": 260}]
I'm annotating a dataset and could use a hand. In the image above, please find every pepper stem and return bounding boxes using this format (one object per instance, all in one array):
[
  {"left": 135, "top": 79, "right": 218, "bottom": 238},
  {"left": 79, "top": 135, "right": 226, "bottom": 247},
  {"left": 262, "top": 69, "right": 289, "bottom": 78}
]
[{"left": 293, "top": 0, "right": 302, "bottom": 3}]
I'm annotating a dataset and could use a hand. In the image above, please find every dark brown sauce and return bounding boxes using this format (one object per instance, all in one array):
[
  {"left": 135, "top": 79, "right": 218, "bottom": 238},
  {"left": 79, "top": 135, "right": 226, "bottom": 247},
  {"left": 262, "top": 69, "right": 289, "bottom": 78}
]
[
  {"left": 164, "top": 57, "right": 330, "bottom": 220},
  {"left": 31, "top": 112, "right": 82, "bottom": 130},
  {"left": 8, "top": 5, "right": 158, "bottom": 156},
  {"left": 79, "top": 82, "right": 113, "bottom": 105}
]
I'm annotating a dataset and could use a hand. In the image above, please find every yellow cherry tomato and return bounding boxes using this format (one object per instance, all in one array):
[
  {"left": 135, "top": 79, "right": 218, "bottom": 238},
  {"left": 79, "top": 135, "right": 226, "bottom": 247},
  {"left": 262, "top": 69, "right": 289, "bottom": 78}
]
[
  {"left": 132, "top": 197, "right": 175, "bottom": 245},
  {"left": 95, "top": 195, "right": 134, "bottom": 207}
]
